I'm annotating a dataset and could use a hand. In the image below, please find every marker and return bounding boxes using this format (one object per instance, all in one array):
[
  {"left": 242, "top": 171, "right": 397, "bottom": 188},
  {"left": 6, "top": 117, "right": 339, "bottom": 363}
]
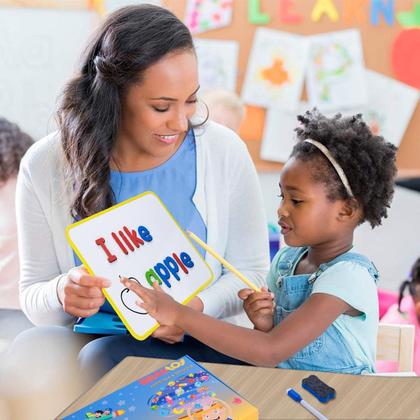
[
  {"left": 186, "top": 230, "right": 260, "bottom": 292},
  {"left": 287, "top": 388, "right": 329, "bottom": 420}
]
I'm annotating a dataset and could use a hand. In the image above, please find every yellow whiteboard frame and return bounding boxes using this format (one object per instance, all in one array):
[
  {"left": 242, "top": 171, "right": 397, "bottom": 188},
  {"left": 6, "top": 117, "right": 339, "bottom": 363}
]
[{"left": 66, "top": 191, "right": 214, "bottom": 341}]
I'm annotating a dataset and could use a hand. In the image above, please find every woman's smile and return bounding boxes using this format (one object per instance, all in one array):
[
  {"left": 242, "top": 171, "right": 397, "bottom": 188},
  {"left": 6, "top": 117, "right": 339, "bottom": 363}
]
[{"left": 154, "top": 133, "right": 181, "bottom": 144}]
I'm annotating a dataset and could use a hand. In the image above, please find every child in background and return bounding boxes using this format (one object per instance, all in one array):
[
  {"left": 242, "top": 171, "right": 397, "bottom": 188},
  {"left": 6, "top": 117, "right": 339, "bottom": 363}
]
[
  {"left": 0, "top": 117, "right": 33, "bottom": 348},
  {"left": 122, "top": 109, "right": 397, "bottom": 374},
  {"left": 377, "top": 257, "right": 420, "bottom": 375},
  {"left": 201, "top": 89, "right": 245, "bottom": 132}
]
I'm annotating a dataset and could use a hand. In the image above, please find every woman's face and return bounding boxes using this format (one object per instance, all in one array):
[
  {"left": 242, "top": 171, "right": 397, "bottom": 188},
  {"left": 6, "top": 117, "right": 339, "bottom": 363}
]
[{"left": 116, "top": 50, "right": 199, "bottom": 170}]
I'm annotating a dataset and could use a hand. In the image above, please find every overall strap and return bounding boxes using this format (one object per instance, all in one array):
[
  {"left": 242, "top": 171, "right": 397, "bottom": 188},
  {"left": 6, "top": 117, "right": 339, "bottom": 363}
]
[
  {"left": 276, "top": 246, "right": 308, "bottom": 274},
  {"left": 317, "top": 252, "right": 379, "bottom": 283}
]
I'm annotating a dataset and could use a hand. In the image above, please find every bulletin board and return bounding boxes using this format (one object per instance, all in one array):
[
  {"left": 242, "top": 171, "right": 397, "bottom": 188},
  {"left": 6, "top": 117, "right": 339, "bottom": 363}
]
[{"left": 165, "top": 0, "right": 420, "bottom": 172}]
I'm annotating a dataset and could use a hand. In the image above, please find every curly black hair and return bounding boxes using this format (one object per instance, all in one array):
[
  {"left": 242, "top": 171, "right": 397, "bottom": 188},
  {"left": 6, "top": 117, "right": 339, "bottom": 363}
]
[
  {"left": 398, "top": 257, "right": 420, "bottom": 311},
  {"left": 0, "top": 117, "right": 33, "bottom": 184},
  {"left": 291, "top": 109, "right": 397, "bottom": 228}
]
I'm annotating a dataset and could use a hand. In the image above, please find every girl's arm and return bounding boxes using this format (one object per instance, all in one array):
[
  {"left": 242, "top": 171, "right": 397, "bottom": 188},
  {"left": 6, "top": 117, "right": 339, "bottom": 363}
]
[{"left": 122, "top": 279, "right": 351, "bottom": 367}]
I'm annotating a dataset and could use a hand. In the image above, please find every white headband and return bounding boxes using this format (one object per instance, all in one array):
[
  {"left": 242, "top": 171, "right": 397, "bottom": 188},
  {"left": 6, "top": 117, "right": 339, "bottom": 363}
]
[{"left": 304, "top": 139, "right": 354, "bottom": 198}]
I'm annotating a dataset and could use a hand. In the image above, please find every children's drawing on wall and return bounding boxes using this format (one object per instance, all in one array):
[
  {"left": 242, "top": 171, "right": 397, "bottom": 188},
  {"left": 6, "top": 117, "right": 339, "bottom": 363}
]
[
  {"left": 184, "top": 0, "right": 233, "bottom": 35},
  {"left": 306, "top": 29, "right": 367, "bottom": 112},
  {"left": 260, "top": 102, "right": 308, "bottom": 163},
  {"left": 361, "top": 70, "right": 419, "bottom": 147},
  {"left": 193, "top": 38, "right": 238, "bottom": 92},
  {"left": 66, "top": 192, "right": 213, "bottom": 341},
  {"left": 241, "top": 28, "right": 309, "bottom": 111},
  {"left": 335, "top": 70, "right": 419, "bottom": 148}
]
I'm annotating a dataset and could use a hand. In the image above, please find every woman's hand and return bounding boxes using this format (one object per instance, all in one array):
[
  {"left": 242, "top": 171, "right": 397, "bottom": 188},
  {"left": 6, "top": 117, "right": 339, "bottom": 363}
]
[
  {"left": 120, "top": 278, "right": 184, "bottom": 331},
  {"left": 238, "top": 287, "right": 274, "bottom": 332},
  {"left": 57, "top": 266, "right": 111, "bottom": 318}
]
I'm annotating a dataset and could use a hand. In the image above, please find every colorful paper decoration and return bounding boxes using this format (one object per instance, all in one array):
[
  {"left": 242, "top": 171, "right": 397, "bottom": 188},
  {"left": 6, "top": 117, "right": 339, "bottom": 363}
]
[
  {"left": 238, "top": 105, "right": 266, "bottom": 141},
  {"left": 397, "top": 1, "right": 420, "bottom": 28},
  {"left": 260, "top": 102, "right": 308, "bottom": 163},
  {"left": 193, "top": 38, "right": 239, "bottom": 91},
  {"left": 279, "top": 0, "right": 302, "bottom": 24},
  {"left": 248, "top": 0, "right": 270, "bottom": 25},
  {"left": 306, "top": 29, "right": 368, "bottom": 112},
  {"left": 370, "top": 0, "right": 395, "bottom": 26},
  {"left": 310, "top": 0, "right": 339, "bottom": 22},
  {"left": 391, "top": 29, "right": 420, "bottom": 89},
  {"left": 184, "top": 0, "right": 233, "bottom": 35},
  {"left": 241, "top": 28, "right": 309, "bottom": 111},
  {"left": 341, "top": 70, "right": 420, "bottom": 147}
]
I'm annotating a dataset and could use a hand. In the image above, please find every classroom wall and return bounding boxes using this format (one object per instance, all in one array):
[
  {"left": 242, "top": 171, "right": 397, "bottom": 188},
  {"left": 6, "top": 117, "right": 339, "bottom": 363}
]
[
  {"left": 166, "top": 0, "right": 420, "bottom": 172},
  {"left": 1, "top": 1, "right": 419, "bottom": 171}
]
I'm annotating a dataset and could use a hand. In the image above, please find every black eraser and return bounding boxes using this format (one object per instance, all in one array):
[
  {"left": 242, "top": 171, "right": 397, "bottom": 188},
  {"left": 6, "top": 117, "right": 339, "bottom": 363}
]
[{"left": 302, "top": 375, "right": 336, "bottom": 403}]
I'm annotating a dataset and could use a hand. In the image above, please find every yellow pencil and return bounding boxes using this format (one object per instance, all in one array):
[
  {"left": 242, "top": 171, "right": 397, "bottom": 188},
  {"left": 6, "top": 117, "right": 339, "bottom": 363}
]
[{"left": 187, "top": 230, "right": 260, "bottom": 292}]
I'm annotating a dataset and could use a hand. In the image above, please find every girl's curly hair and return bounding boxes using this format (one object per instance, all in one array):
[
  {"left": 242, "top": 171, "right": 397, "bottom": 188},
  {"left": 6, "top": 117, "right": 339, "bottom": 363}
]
[
  {"left": 0, "top": 117, "right": 33, "bottom": 184},
  {"left": 291, "top": 109, "right": 397, "bottom": 228}
]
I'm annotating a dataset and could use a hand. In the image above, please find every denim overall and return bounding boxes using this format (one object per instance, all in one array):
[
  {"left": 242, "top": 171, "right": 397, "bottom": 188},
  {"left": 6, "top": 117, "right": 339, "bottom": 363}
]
[{"left": 272, "top": 247, "right": 379, "bottom": 374}]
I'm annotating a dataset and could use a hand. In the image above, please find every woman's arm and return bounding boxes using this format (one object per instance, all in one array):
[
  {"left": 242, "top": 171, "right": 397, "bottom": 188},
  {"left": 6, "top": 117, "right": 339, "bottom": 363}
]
[
  {"left": 17, "top": 146, "right": 112, "bottom": 325},
  {"left": 16, "top": 150, "right": 75, "bottom": 326},
  {"left": 123, "top": 279, "right": 350, "bottom": 367}
]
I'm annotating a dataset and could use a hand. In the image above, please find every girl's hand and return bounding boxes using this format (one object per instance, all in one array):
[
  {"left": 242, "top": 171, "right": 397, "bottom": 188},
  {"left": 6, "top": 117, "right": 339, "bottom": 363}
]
[
  {"left": 57, "top": 266, "right": 111, "bottom": 318},
  {"left": 120, "top": 278, "right": 181, "bottom": 327},
  {"left": 151, "top": 296, "right": 203, "bottom": 344},
  {"left": 238, "top": 287, "right": 274, "bottom": 332}
]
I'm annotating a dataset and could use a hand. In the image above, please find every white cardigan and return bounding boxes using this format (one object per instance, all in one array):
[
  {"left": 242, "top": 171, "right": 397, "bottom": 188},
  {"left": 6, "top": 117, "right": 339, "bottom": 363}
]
[{"left": 16, "top": 121, "right": 270, "bottom": 327}]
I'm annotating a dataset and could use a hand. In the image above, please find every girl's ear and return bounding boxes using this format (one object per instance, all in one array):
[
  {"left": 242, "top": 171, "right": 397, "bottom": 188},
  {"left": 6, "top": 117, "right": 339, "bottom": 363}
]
[{"left": 337, "top": 198, "right": 361, "bottom": 222}]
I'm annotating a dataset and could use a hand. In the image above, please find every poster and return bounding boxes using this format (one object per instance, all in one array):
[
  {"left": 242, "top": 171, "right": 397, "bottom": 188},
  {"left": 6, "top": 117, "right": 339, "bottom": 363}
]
[{"left": 242, "top": 28, "right": 309, "bottom": 111}]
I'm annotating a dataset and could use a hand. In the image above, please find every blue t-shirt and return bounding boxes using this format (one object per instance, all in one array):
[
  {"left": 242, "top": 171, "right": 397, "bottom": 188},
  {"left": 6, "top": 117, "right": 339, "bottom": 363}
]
[{"left": 74, "top": 129, "right": 207, "bottom": 313}]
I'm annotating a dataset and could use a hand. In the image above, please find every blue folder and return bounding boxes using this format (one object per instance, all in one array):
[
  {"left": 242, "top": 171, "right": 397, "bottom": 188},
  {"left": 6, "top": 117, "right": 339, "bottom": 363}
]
[{"left": 73, "top": 302, "right": 128, "bottom": 335}]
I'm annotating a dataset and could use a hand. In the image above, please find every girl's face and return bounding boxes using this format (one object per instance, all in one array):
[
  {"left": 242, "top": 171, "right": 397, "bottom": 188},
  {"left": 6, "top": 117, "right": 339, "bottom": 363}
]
[
  {"left": 116, "top": 50, "right": 199, "bottom": 170},
  {"left": 277, "top": 157, "right": 348, "bottom": 248}
]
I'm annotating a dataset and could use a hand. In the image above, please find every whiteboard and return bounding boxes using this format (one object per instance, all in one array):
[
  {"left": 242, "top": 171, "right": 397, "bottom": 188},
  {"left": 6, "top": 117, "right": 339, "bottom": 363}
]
[
  {"left": 0, "top": 7, "right": 96, "bottom": 139},
  {"left": 66, "top": 192, "right": 214, "bottom": 341}
]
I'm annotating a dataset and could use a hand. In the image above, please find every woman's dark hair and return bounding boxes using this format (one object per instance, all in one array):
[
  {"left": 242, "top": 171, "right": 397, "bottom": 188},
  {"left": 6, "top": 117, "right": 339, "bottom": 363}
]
[
  {"left": 58, "top": 5, "right": 196, "bottom": 219},
  {"left": 398, "top": 257, "right": 420, "bottom": 312},
  {"left": 291, "top": 109, "right": 397, "bottom": 228},
  {"left": 0, "top": 117, "right": 33, "bottom": 184}
]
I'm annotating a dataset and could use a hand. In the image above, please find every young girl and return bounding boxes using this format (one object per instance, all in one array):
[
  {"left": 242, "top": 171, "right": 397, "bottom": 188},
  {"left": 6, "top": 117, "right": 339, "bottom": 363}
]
[
  {"left": 122, "top": 109, "right": 397, "bottom": 374},
  {"left": 377, "top": 257, "right": 420, "bottom": 375}
]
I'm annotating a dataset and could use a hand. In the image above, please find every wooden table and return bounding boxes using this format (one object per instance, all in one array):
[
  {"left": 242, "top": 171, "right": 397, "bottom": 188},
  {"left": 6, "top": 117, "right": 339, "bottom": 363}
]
[{"left": 58, "top": 357, "right": 420, "bottom": 419}]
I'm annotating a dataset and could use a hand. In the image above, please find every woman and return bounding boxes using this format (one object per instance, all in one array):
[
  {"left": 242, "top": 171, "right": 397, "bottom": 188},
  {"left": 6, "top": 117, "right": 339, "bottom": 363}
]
[{"left": 16, "top": 4, "right": 269, "bottom": 380}]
